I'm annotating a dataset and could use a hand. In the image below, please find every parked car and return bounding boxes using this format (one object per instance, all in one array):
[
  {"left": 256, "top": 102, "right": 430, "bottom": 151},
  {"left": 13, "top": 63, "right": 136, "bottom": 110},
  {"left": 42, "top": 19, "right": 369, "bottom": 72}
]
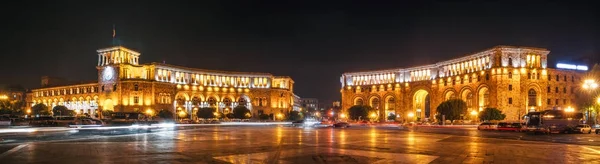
[
  {"left": 477, "top": 122, "right": 497, "bottom": 130},
  {"left": 497, "top": 122, "right": 524, "bottom": 132},
  {"left": 573, "top": 124, "right": 592, "bottom": 134}
]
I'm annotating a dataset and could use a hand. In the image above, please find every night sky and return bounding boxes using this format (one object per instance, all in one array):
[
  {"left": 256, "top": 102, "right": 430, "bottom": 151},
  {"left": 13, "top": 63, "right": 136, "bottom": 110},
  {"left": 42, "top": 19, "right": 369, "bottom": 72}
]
[{"left": 1, "top": 0, "right": 598, "bottom": 104}]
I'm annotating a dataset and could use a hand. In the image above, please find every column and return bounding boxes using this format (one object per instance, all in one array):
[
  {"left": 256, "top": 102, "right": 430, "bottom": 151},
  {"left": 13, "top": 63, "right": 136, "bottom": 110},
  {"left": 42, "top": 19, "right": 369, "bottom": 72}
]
[{"left": 98, "top": 55, "right": 101, "bottom": 66}]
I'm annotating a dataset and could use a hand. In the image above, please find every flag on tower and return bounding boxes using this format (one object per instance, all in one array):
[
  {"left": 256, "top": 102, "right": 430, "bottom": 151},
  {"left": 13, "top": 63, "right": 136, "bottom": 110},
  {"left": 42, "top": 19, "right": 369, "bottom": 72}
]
[{"left": 112, "top": 24, "right": 116, "bottom": 38}]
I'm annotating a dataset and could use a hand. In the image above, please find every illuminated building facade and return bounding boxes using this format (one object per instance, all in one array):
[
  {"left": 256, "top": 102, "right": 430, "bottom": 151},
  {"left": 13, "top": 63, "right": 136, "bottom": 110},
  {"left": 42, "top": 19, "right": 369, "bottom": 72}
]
[
  {"left": 340, "top": 46, "right": 585, "bottom": 122},
  {"left": 27, "top": 46, "right": 295, "bottom": 119}
]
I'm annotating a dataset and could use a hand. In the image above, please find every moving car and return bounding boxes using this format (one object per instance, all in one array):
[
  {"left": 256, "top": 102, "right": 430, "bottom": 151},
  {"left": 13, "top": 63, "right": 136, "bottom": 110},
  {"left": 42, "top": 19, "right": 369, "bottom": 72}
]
[
  {"left": 477, "top": 122, "right": 497, "bottom": 130},
  {"left": 333, "top": 122, "right": 350, "bottom": 128},
  {"left": 496, "top": 122, "right": 524, "bottom": 132}
]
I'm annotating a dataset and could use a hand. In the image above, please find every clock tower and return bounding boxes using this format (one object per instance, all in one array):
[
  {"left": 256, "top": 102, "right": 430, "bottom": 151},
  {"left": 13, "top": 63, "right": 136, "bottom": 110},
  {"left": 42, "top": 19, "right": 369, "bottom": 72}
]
[{"left": 96, "top": 46, "right": 141, "bottom": 112}]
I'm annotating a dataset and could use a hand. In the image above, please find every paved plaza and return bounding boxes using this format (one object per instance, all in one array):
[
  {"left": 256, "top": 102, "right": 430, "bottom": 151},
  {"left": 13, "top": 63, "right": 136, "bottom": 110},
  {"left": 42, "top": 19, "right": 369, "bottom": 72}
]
[{"left": 1, "top": 126, "right": 600, "bottom": 163}]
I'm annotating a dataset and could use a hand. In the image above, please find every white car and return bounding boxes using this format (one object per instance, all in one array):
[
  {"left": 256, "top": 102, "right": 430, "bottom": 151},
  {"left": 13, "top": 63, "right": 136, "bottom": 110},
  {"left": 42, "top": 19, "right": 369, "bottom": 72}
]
[
  {"left": 477, "top": 122, "right": 497, "bottom": 130},
  {"left": 574, "top": 124, "right": 592, "bottom": 134}
]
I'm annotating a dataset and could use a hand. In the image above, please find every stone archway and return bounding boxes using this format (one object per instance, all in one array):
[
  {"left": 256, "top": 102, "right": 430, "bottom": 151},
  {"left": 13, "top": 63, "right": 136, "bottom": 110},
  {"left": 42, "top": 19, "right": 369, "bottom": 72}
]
[
  {"left": 384, "top": 95, "right": 397, "bottom": 121},
  {"left": 460, "top": 88, "right": 474, "bottom": 111},
  {"left": 412, "top": 89, "right": 430, "bottom": 122},
  {"left": 478, "top": 87, "right": 489, "bottom": 111},
  {"left": 353, "top": 97, "right": 364, "bottom": 106},
  {"left": 444, "top": 91, "right": 456, "bottom": 101}
]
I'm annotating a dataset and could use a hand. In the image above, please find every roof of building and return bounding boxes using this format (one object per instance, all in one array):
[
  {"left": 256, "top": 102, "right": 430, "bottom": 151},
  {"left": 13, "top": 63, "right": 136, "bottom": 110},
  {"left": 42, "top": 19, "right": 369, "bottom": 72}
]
[{"left": 342, "top": 45, "right": 550, "bottom": 75}]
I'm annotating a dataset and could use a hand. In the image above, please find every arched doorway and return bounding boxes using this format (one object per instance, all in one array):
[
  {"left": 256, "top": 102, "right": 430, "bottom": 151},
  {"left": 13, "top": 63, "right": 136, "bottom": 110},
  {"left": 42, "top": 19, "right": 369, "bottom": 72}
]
[
  {"left": 354, "top": 97, "right": 364, "bottom": 106},
  {"left": 385, "top": 96, "right": 396, "bottom": 120},
  {"left": 478, "top": 87, "right": 489, "bottom": 111},
  {"left": 444, "top": 91, "right": 456, "bottom": 101},
  {"left": 413, "top": 90, "right": 430, "bottom": 121},
  {"left": 528, "top": 89, "right": 537, "bottom": 111},
  {"left": 370, "top": 97, "right": 380, "bottom": 110},
  {"left": 461, "top": 89, "right": 474, "bottom": 111}
]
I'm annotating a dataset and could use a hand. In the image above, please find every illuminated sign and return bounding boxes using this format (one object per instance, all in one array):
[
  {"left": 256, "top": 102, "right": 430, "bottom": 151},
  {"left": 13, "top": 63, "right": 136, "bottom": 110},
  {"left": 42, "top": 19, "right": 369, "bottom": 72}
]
[{"left": 556, "top": 63, "right": 588, "bottom": 71}]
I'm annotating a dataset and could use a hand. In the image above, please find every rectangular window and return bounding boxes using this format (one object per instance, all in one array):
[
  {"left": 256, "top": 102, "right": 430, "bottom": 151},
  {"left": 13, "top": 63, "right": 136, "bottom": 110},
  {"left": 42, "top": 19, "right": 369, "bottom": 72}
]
[
  {"left": 563, "top": 99, "right": 566, "bottom": 104},
  {"left": 508, "top": 98, "right": 513, "bottom": 104},
  {"left": 571, "top": 76, "right": 574, "bottom": 82},
  {"left": 508, "top": 72, "right": 512, "bottom": 78},
  {"left": 547, "top": 99, "right": 551, "bottom": 105},
  {"left": 508, "top": 85, "right": 512, "bottom": 91},
  {"left": 555, "top": 87, "right": 558, "bottom": 93},
  {"left": 563, "top": 87, "right": 566, "bottom": 93},
  {"left": 134, "top": 96, "right": 139, "bottom": 104},
  {"left": 555, "top": 99, "right": 559, "bottom": 105},
  {"left": 556, "top": 75, "right": 559, "bottom": 81},
  {"left": 563, "top": 75, "right": 566, "bottom": 81},
  {"left": 547, "top": 86, "right": 550, "bottom": 93},
  {"left": 527, "top": 73, "right": 531, "bottom": 79},
  {"left": 548, "top": 74, "right": 551, "bottom": 81}
]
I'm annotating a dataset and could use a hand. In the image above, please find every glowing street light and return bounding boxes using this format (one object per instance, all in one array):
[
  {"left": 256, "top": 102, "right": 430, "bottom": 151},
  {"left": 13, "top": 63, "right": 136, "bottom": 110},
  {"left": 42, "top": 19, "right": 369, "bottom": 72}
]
[
  {"left": 407, "top": 112, "right": 415, "bottom": 118},
  {"left": 145, "top": 109, "right": 154, "bottom": 115},
  {"left": 565, "top": 106, "right": 575, "bottom": 112},
  {"left": 369, "top": 112, "right": 377, "bottom": 118},
  {"left": 582, "top": 79, "right": 598, "bottom": 90},
  {"left": 340, "top": 113, "right": 347, "bottom": 118},
  {"left": 470, "top": 110, "right": 478, "bottom": 116},
  {"left": 178, "top": 110, "right": 187, "bottom": 117},
  {"left": 330, "top": 111, "right": 334, "bottom": 116}
]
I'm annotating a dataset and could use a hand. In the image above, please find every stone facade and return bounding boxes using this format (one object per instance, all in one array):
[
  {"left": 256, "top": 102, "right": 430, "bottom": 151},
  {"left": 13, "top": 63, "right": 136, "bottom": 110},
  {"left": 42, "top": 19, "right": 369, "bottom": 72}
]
[
  {"left": 27, "top": 46, "right": 295, "bottom": 119},
  {"left": 340, "top": 46, "right": 585, "bottom": 122}
]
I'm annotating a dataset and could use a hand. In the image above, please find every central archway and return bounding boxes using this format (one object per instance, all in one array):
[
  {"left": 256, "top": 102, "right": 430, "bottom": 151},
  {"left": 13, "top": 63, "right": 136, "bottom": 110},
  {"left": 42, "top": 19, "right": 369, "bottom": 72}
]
[
  {"left": 478, "top": 87, "right": 489, "bottom": 111},
  {"left": 413, "top": 89, "right": 430, "bottom": 121}
]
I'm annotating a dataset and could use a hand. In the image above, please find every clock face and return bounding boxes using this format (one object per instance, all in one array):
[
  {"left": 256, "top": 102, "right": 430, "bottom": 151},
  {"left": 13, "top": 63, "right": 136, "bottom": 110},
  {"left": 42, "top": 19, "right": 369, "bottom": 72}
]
[{"left": 102, "top": 67, "right": 115, "bottom": 81}]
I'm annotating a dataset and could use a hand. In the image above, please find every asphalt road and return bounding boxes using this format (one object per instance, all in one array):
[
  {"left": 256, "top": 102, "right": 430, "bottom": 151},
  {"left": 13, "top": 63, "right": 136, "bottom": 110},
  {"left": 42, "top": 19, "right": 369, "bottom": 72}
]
[{"left": 0, "top": 125, "right": 599, "bottom": 163}]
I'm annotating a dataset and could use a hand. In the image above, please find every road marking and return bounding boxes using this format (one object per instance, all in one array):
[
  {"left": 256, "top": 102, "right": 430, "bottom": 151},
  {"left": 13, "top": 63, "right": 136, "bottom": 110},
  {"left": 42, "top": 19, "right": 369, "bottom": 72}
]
[
  {"left": 583, "top": 146, "right": 600, "bottom": 154},
  {"left": 0, "top": 144, "right": 27, "bottom": 159}
]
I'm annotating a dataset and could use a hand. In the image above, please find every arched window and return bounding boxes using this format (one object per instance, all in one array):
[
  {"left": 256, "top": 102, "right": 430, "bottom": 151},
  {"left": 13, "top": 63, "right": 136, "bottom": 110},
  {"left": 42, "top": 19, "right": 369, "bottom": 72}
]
[
  {"left": 371, "top": 98, "right": 380, "bottom": 109},
  {"left": 508, "top": 58, "right": 513, "bottom": 67},
  {"left": 386, "top": 97, "right": 395, "bottom": 111},
  {"left": 113, "top": 84, "right": 117, "bottom": 91},
  {"left": 237, "top": 97, "right": 247, "bottom": 106},
  {"left": 466, "top": 93, "right": 473, "bottom": 108},
  {"left": 191, "top": 97, "right": 200, "bottom": 106},
  {"left": 208, "top": 97, "right": 217, "bottom": 106},
  {"left": 528, "top": 89, "right": 537, "bottom": 107},
  {"left": 223, "top": 98, "right": 232, "bottom": 107},
  {"left": 134, "top": 84, "right": 139, "bottom": 91},
  {"left": 354, "top": 98, "right": 364, "bottom": 106},
  {"left": 177, "top": 97, "right": 185, "bottom": 106}
]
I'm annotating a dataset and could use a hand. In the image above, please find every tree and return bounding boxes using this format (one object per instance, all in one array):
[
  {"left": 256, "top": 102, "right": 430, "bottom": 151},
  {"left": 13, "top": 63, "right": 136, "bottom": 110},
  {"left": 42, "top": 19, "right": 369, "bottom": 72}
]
[
  {"left": 288, "top": 111, "right": 302, "bottom": 121},
  {"left": 348, "top": 105, "right": 374, "bottom": 120},
  {"left": 158, "top": 109, "right": 174, "bottom": 120},
  {"left": 197, "top": 107, "right": 216, "bottom": 119},
  {"left": 32, "top": 104, "right": 50, "bottom": 116},
  {"left": 435, "top": 99, "right": 468, "bottom": 124},
  {"left": 52, "top": 105, "right": 75, "bottom": 116},
  {"left": 479, "top": 107, "right": 506, "bottom": 121},
  {"left": 232, "top": 106, "right": 251, "bottom": 119}
]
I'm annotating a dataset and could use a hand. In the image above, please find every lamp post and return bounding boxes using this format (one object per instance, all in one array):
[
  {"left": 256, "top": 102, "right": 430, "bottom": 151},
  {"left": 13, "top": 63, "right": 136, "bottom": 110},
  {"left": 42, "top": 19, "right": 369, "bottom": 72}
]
[
  {"left": 582, "top": 79, "right": 598, "bottom": 125},
  {"left": 470, "top": 110, "right": 478, "bottom": 123}
]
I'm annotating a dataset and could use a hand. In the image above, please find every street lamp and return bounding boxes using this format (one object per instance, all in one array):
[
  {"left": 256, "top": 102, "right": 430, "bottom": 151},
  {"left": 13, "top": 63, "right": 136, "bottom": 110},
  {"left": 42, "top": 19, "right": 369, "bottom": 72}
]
[
  {"left": 0, "top": 95, "right": 8, "bottom": 100},
  {"left": 582, "top": 79, "right": 598, "bottom": 90},
  {"left": 565, "top": 106, "right": 575, "bottom": 112},
  {"left": 582, "top": 79, "right": 598, "bottom": 124}
]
